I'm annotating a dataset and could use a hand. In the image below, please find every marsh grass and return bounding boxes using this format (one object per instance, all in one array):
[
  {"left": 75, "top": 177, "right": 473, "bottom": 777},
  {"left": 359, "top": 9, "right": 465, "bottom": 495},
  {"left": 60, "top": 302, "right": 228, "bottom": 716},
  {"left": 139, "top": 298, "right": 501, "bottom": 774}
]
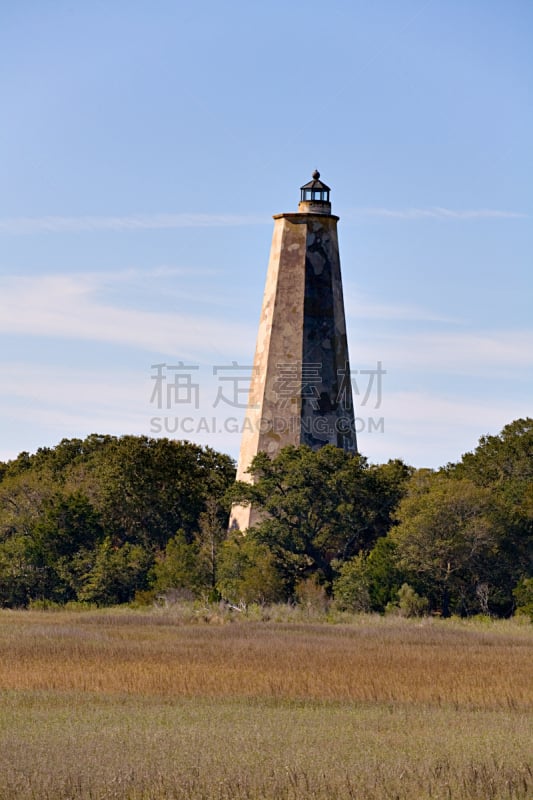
[{"left": 0, "top": 608, "right": 531, "bottom": 799}]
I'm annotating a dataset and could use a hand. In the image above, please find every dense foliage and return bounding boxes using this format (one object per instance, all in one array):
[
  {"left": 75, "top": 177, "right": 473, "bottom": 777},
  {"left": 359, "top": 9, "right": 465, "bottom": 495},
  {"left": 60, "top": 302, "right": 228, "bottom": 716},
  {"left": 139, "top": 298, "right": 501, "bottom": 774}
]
[
  {"left": 0, "top": 435, "right": 235, "bottom": 607},
  {"left": 391, "top": 418, "right": 532, "bottom": 616},
  {"left": 231, "top": 446, "right": 412, "bottom": 594},
  {"left": 0, "top": 419, "right": 531, "bottom": 617}
]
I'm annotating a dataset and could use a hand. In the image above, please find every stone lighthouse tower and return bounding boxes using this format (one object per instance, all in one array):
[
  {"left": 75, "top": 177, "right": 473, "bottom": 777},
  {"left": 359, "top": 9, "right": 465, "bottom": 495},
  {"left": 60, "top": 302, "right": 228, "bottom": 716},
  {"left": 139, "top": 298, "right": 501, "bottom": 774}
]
[{"left": 230, "top": 172, "right": 357, "bottom": 530}]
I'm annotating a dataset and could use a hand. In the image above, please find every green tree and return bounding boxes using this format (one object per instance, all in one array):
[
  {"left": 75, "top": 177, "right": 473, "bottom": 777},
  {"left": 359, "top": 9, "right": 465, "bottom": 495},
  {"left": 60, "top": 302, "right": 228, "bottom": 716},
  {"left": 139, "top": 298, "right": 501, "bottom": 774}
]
[
  {"left": 0, "top": 434, "right": 236, "bottom": 607},
  {"left": 151, "top": 531, "right": 205, "bottom": 598},
  {"left": 0, "top": 535, "right": 41, "bottom": 607},
  {"left": 77, "top": 538, "right": 152, "bottom": 605},
  {"left": 451, "top": 418, "right": 533, "bottom": 611},
  {"left": 333, "top": 537, "right": 406, "bottom": 613},
  {"left": 0, "top": 471, "right": 55, "bottom": 541},
  {"left": 367, "top": 459, "right": 414, "bottom": 538},
  {"left": 513, "top": 577, "right": 533, "bottom": 620},
  {"left": 332, "top": 554, "right": 371, "bottom": 612},
  {"left": 30, "top": 491, "right": 105, "bottom": 601},
  {"left": 232, "top": 445, "right": 408, "bottom": 591},
  {"left": 92, "top": 436, "right": 234, "bottom": 549},
  {"left": 451, "top": 418, "right": 533, "bottom": 489},
  {"left": 216, "top": 535, "right": 285, "bottom": 606},
  {"left": 195, "top": 496, "right": 228, "bottom": 592},
  {"left": 396, "top": 583, "right": 429, "bottom": 617},
  {"left": 0, "top": 472, "right": 58, "bottom": 605},
  {"left": 391, "top": 473, "right": 500, "bottom": 615},
  {"left": 365, "top": 536, "right": 405, "bottom": 611}
]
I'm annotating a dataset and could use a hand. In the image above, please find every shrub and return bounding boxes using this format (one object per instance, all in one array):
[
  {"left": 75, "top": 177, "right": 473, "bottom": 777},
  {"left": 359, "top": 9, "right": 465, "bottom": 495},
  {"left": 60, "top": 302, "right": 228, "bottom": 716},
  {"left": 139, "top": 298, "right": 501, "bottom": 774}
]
[
  {"left": 216, "top": 535, "right": 285, "bottom": 606},
  {"left": 151, "top": 531, "right": 205, "bottom": 597},
  {"left": 397, "top": 583, "right": 429, "bottom": 617},
  {"left": 332, "top": 555, "right": 371, "bottom": 612},
  {"left": 513, "top": 577, "right": 533, "bottom": 621},
  {"left": 295, "top": 575, "right": 330, "bottom": 613}
]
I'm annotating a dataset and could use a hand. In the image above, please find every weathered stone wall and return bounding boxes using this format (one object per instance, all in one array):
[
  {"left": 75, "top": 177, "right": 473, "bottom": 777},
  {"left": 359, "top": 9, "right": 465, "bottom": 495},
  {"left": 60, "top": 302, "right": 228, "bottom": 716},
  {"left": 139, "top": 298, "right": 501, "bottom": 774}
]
[
  {"left": 229, "top": 211, "right": 356, "bottom": 531},
  {"left": 301, "top": 216, "right": 357, "bottom": 452}
]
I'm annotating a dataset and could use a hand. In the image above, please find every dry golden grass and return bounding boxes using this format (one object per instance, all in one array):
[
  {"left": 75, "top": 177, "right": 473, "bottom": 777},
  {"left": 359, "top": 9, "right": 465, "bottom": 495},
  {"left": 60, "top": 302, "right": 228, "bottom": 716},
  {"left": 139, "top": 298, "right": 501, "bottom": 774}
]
[
  {"left": 0, "top": 608, "right": 531, "bottom": 799},
  {"left": 1, "top": 609, "right": 531, "bottom": 708}
]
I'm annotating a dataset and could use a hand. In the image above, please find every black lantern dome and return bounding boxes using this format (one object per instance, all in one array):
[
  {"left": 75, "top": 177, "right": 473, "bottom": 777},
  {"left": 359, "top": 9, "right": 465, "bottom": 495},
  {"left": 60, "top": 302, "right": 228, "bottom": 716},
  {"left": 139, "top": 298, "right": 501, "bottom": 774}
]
[{"left": 298, "top": 170, "right": 332, "bottom": 214}]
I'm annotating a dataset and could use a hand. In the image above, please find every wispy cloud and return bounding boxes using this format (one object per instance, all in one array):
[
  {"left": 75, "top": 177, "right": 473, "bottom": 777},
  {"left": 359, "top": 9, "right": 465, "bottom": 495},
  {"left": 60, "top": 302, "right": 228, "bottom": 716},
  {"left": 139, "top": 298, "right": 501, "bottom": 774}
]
[
  {"left": 1, "top": 273, "right": 531, "bottom": 467},
  {"left": 0, "top": 207, "right": 525, "bottom": 235},
  {"left": 342, "top": 287, "right": 533, "bottom": 372},
  {"left": 2, "top": 271, "right": 531, "bottom": 371},
  {"left": 0, "top": 361, "right": 244, "bottom": 462},
  {"left": 0, "top": 273, "right": 254, "bottom": 359},
  {"left": 345, "top": 288, "right": 458, "bottom": 323},
  {"left": 1, "top": 363, "right": 528, "bottom": 468},
  {"left": 353, "top": 329, "right": 533, "bottom": 374},
  {"left": 359, "top": 389, "right": 529, "bottom": 467},
  {"left": 345, "top": 207, "right": 528, "bottom": 221},
  {"left": 0, "top": 212, "right": 268, "bottom": 235},
  {"left": 105, "top": 265, "right": 220, "bottom": 279},
  {"left": 0, "top": 363, "right": 154, "bottom": 462}
]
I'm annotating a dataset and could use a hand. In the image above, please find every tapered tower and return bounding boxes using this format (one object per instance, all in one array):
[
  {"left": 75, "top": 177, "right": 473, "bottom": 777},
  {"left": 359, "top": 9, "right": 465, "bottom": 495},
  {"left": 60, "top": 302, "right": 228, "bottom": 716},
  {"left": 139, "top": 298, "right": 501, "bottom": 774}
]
[{"left": 230, "top": 172, "right": 356, "bottom": 530}]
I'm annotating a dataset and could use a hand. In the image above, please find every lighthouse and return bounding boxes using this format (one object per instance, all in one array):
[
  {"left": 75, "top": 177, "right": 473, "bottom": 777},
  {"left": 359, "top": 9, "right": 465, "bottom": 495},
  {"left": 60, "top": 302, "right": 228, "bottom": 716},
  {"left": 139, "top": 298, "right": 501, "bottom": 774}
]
[{"left": 230, "top": 172, "right": 357, "bottom": 530}]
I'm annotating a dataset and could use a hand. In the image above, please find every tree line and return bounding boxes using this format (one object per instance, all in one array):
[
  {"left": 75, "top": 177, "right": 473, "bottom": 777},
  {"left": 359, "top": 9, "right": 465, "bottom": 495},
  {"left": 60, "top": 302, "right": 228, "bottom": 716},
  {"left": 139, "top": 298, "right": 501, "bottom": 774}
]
[{"left": 0, "top": 419, "right": 531, "bottom": 617}]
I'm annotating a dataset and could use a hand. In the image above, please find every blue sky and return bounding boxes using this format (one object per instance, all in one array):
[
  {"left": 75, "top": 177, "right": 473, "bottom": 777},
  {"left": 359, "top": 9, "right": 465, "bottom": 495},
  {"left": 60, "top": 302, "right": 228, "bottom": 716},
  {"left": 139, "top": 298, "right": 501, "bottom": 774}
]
[{"left": 0, "top": 0, "right": 531, "bottom": 468}]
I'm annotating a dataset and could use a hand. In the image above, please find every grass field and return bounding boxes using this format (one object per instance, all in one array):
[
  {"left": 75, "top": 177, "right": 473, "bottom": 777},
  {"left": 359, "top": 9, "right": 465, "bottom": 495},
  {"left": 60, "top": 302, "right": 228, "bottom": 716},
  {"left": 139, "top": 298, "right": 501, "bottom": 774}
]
[{"left": 0, "top": 608, "right": 531, "bottom": 799}]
